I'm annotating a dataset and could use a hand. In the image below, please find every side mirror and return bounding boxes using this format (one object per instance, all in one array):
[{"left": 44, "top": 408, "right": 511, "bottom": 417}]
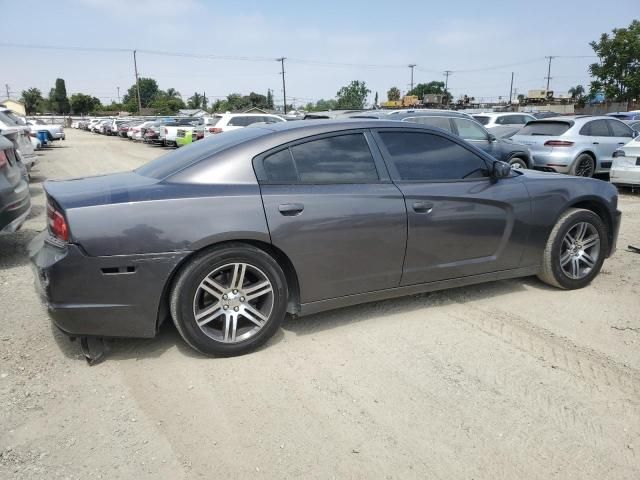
[
  {"left": 488, "top": 133, "right": 497, "bottom": 142},
  {"left": 492, "top": 160, "right": 511, "bottom": 179}
]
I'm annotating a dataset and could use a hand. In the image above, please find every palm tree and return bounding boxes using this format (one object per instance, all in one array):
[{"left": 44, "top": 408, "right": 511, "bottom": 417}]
[
  {"left": 187, "top": 92, "right": 203, "bottom": 109},
  {"left": 166, "top": 88, "right": 181, "bottom": 99},
  {"left": 568, "top": 85, "right": 585, "bottom": 100}
]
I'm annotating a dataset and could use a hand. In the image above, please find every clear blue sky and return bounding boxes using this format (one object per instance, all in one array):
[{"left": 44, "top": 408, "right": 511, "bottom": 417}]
[{"left": 1, "top": 0, "right": 635, "bottom": 107}]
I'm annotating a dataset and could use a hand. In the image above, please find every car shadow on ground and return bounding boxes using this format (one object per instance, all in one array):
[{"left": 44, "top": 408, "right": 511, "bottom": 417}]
[
  {"left": 282, "top": 277, "right": 547, "bottom": 337},
  {"left": 0, "top": 228, "right": 40, "bottom": 268},
  {"left": 49, "top": 276, "right": 547, "bottom": 364}
]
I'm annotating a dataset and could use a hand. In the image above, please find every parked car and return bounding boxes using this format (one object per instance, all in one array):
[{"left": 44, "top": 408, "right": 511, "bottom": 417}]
[
  {"left": 352, "top": 110, "right": 532, "bottom": 168},
  {"left": 96, "top": 119, "right": 113, "bottom": 135},
  {"left": 607, "top": 111, "right": 640, "bottom": 121},
  {"left": 29, "top": 120, "right": 620, "bottom": 357},
  {"left": 129, "top": 121, "right": 156, "bottom": 141},
  {"left": 164, "top": 118, "right": 203, "bottom": 146},
  {"left": 302, "top": 110, "right": 363, "bottom": 120},
  {"left": 0, "top": 109, "right": 38, "bottom": 170},
  {"left": 1, "top": 128, "right": 34, "bottom": 176},
  {"left": 472, "top": 112, "right": 536, "bottom": 129},
  {"left": 531, "top": 111, "right": 562, "bottom": 119},
  {"left": 26, "top": 119, "right": 65, "bottom": 140},
  {"left": 511, "top": 116, "right": 637, "bottom": 177},
  {"left": 204, "top": 113, "right": 285, "bottom": 137},
  {"left": 0, "top": 134, "right": 31, "bottom": 234},
  {"left": 611, "top": 136, "right": 640, "bottom": 187}
]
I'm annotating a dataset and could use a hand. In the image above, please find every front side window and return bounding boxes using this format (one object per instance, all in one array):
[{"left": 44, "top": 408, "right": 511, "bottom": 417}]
[
  {"left": 378, "top": 131, "right": 489, "bottom": 182},
  {"left": 453, "top": 118, "right": 488, "bottom": 141},
  {"left": 607, "top": 120, "right": 633, "bottom": 138},
  {"left": 285, "top": 133, "right": 379, "bottom": 183},
  {"left": 580, "top": 120, "right": 610, "bottom": 136}
]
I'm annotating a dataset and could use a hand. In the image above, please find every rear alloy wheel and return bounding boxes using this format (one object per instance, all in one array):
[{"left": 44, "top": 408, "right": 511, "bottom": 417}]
[
  {"left": 508, "top": 157, "right": 528, "bottom": 169},
  {"left": 571, "top": 154, "right": 595, "bottom": 177},
  {"left": 537, "top": 208, "right": 607, "bottom": 289},
  {"left": 170, "top": 244, "right": 288, "bottom": 356}
]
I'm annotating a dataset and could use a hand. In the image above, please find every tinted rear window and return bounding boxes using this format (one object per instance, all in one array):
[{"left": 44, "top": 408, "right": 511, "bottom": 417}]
[
  {"left": 136, "top": 127, "right": 267, "bottom": 179},
  {"left": 289, "top": 133, "right": 378, "bottom": 183},
  {"left": 472, "top": 116, "right": 490, "bottom": 125},
  {"left": 518, "top": 121, "right": 572, "bottom": 136}
]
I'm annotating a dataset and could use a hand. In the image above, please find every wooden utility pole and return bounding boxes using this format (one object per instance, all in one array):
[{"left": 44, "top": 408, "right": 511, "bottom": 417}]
[
  {"left": 133, "top": 50, "right": 142, "bottom": 113},
  {"left": 277, "top": 57, "right": 287, "bottom": 114}
]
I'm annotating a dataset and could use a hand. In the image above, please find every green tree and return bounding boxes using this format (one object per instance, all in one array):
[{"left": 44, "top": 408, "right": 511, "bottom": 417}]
[
  {"left": 407, "top": 81, "right": 446, "bottom": 99},
  {"left": 165, "top": 88, "right": 181, "bottom": 99},
  {"left": 336, "top": 80, "right": 370, "bottom": 109},
  {"left": 248, "top": 92, "right": 268, "bottom": 108},
  {"left": 20, "top": 88, "right": 45, "bottom": 115},
  {"left": 589, "top": 20, "right": 640, "bottom": 101},
  {"left": 70, "top": 93, "right": 102, "bottom": 115},
  {"left": 122, "top": 77, "right": 160, "bottom": 111},
  {"left": 266, "top": 89, "right": 274, "bottom": 109},
  {"left": 150, "top": 96, "right": 186, "bottom": 115},
  {"left": 187, "top": 92, "right": 203, "bottom": 109},
  {"left": 51, "top": 78, "right": 70, "bottom": 114},
  {"left": 568, "top": 85, "right": 585, "bottom": 100},
  {"left": 387, "top": 87, "right": 401, "bottom": 101}
]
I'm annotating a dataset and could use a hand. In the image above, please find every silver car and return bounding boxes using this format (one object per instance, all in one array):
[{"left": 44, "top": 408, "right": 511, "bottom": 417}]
[
  {"left": 511, "top": 115, "right": 638, "bottom": 177},
  {"left": 472, "top": 112, "right": 536, "bottom": 129}
]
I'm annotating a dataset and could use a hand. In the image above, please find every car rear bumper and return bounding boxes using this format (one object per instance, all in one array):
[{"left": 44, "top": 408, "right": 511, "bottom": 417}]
[
  {"left": 530, "top": 151, "right": 574, "bottom": 173},
  {"left": 610, "top": 164, "right": 640, "bottom": 186},
  {"left": 0, "top": 181, "right": 31, "bottom": 234},
  {"left": 28, "top": 230, "right": 189, "bottom": 338}
]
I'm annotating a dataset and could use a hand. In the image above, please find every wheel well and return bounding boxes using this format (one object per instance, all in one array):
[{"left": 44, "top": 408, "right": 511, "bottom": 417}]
[
  {"left": 567, "top": 199, "right": 613, "bottom": 249},
  {"left": 155, "top": 240, "right": 301, "bottom": 332},
  {"left": 507, "top": 152, "right": 531, "bottom": 168}
]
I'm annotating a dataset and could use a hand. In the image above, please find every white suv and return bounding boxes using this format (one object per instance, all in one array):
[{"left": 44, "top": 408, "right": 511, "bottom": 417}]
[
  {"left": 205, "top": 113, "right": 285, "bottom": 136},
  {"left": 472, "top": 112, "right": 536, "bottom": 129}
]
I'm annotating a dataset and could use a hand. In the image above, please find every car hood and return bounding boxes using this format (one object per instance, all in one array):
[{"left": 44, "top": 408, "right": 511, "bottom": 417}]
[{"left": 44, "top": 171, "right": 161, "bottom": 210}]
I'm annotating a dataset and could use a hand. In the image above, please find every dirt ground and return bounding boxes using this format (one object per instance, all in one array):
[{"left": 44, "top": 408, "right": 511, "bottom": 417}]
[{"left": 1, "top": 129, "right": 639, "bottom": 479}]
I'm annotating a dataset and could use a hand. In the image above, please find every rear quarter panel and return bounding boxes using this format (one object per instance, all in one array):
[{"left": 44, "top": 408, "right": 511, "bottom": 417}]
[{"left": 66, "top": 183, "right": 270, "bottom": 256}]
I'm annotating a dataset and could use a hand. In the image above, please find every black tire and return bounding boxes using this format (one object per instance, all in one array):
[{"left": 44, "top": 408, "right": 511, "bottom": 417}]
[
  {"left": 170, "top": 244, "right": 288, "bottom": 356},
  {"left": 570, "top": 154, "right": 595, "bottom": 177},
  {"left": 508, "top": 157, "right": 528, "bottom": 169},
  {"left": 537, "top": 208, "right": 608, "bottom": 289}
]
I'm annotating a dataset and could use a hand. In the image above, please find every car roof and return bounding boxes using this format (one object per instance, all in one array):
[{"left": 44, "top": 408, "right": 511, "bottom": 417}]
[
  {"left": 352, "top": 109, "right": 471, "bottom": 120},
  {"left": 472, "top": 112, "right": 535, "bottom": 117},
  {"left": 215, "top": 113, "right": 281, "bottom": 117}
]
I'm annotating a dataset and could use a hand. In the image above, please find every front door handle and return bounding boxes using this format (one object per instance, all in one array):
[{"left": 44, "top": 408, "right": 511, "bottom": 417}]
[
  {"left": 278, "top": 203, "right": 304, "bottom": 216},
  {"left": 618, "top": 142, "right": 626, "bottom": 145},
  {"left": 592, "top": 142, "right": 600, "bottom": 145},
  {"left": 412, "top": 201, "right": 434, "bottom": 214}
]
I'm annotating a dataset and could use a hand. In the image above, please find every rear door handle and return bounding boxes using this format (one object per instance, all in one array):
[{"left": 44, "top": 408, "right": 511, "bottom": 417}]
[
  {"left": 412, "top": 201, "right": 433, "bottom": 214},
  {"left": 278, "top": 203, "right": 304, "bottom": 216},
  {"left": 618, "top": 142, "right": 626, "bottom": 145},
  {"left": 592, "top": 142, "right": 600, "bottom": 145}
]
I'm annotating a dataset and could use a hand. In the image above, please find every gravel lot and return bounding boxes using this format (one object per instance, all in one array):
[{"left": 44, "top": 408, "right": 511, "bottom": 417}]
[{"left": 1, "top": 129, "right": 639, "bottom": 479}]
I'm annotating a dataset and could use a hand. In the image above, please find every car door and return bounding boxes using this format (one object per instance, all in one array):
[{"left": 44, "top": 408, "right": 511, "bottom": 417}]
[
  {"left": 579, "top": 119, "right": 615, "bottom": 169},
  {"left": 372, "top": 128, "right": 530, "bottom": 286},
  {"left": 606, "top": 120, "right": 635, "bottom": 168},
  {"left": 256, "top": 130, "right": 407, "bottom": 303}
]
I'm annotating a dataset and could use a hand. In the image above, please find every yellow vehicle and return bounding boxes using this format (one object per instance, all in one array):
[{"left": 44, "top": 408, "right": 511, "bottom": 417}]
[{"left": 382, "top": 95, "right": 421, "bottom": 109}]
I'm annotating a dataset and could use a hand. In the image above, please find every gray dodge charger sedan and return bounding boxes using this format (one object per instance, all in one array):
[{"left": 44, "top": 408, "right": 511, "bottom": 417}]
[{"left": 30, "top": 120, "right": 621, "bottom": 357}]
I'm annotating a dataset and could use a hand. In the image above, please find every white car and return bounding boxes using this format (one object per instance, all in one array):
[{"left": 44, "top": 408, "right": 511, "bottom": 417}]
[
  {"left": 611, "top": 134, "right": 640, "bottom": 187},
  {"left": 0, "top": 109, "right": 37, "bottom": 170},
  {"left": 472, "top": 112, "right": 536, "bottom": 129},
  {"left": 26, "top": 119, "right": 65, "bottom": 140},
  {"left": 204, "top": 113, "right": 285, "bottom": 136}
]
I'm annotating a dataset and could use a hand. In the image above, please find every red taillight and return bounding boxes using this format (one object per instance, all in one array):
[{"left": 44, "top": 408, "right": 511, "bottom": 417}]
[
  {"left": 0, "top": 150, "right": 7, "bottom": 168},
  {"left": 208, "top": 127, "right": 222, "bottom": 134},
  {"left": 544, "top": 140, "right": 574, "bottom": 147},
  {"left": 47, "top": 202, "right": 69, "bottom": 242}
]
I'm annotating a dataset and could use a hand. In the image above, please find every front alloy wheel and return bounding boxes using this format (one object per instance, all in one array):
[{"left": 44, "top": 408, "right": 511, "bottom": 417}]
[{"left": 559, "top": 222, "right": 600, "bottom": 279}]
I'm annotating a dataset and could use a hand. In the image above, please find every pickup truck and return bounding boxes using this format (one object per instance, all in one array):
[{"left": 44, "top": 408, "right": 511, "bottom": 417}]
[{"left": 162, "top": 117, "right": 203, "bottom": 147}]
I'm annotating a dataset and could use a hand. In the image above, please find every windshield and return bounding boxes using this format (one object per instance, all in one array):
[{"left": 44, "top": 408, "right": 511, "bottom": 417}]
[
  {"left": 518, "top": 121, "right": 572, "bottom": 136},
  {"left": 136, "top": 127, "right": 267, "bottom": 180},
  {"left": 472, "top": 116, "right": 490, "bottom": 125}
]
